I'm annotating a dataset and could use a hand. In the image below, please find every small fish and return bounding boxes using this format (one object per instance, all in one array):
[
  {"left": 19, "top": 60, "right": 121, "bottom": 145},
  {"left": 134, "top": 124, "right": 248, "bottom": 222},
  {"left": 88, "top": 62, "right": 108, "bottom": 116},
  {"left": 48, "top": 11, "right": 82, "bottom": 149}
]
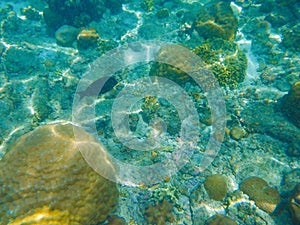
[{"left": 77, "top": 76, "right": 118, "bottom": 100}]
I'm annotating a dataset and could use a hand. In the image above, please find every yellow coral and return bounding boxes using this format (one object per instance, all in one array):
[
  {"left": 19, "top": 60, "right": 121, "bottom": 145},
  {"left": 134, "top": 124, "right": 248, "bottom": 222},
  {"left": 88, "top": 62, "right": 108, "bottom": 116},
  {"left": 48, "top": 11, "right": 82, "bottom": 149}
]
[
  {"left": 240, "top": 177, "right": 280, "bottom": 214},
  {"left": 0, "top": 123, "right": 118, "bottom": 225},
  {"left": 8, "top": 206, "right": 81, "bottom": 225}
]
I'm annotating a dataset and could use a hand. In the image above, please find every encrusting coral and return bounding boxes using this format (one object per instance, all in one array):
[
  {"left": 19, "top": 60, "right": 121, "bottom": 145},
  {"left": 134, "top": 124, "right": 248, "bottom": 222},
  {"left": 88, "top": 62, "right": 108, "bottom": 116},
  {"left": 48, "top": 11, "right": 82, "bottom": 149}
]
[
  {"left": 149, "top": 39, "right": 247, "bottom": 90},
  {"left": 43, "top": 0, "right": 124, "bottom": 29},
  {"left": 0, "top": 123, "right": 118, "bottom": 225}
]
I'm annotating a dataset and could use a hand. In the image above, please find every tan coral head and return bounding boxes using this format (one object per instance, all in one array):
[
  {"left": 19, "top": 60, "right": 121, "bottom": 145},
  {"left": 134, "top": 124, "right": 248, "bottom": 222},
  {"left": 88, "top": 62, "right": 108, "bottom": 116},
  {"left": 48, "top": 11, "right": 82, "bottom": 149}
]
[
  {"left": 8, "top": 206, "right": 81, "bottom": 225},
  {"left": 0, "top": 123, "right": 119, "bottom": 225}
]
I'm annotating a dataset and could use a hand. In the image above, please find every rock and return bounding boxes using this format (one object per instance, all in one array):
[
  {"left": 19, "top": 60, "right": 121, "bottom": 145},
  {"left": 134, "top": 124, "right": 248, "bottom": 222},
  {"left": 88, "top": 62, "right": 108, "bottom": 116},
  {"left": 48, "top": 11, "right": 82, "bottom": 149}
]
[
  {"left": 77, "top": 28, "right": 100, "bottom": 49},
  {"left": 43, "top": 7, "right": 63, "bottom": 30},
  {"left": 265, "top": 13, "right": 287, "bottom": 28},
  {"left": 156, "top": 8, "right": 170, "bottom": 19},
  {"left": 0, "top": 123, "right": 118, "bottom": 225},
  {"left": 281, "top": 80, "right": 300, "bottom": 128},
  {"left": 3, "top": 47, "right": 39, "bottom": 75},
  {"left": 282, "top": 169, "right": 300, "bottom": 193},
  {"left": 205, "top": 214, "right": 237, "bottom": 225},
  {"left": 242, "top": 102, "right": 300, "bottom": 156},
  {"left": 240, "top": 177, "right": 280, "bottom": 214},
  {"left": 204, "top": 175, "right": 228, "bottom": 201},
  {"left": 21, "top": 5, "right": 41, "bottom": 21},
  {"left": 194, "top": 2, "right": 238, "bottom": 41},
  {"left": 290, "top": 184, "right": 300, "bottom": 225},
  {"left": 55, "top": 25, "right": 79, "bottom": 47},
  {"left": 282, "top": 24, "right": 300, "bottom": 51}
]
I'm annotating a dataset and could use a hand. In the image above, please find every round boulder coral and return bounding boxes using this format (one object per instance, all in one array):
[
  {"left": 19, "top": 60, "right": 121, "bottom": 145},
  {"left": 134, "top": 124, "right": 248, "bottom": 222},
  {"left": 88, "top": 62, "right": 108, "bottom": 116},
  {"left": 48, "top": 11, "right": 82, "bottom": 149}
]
[
  {"left": 240, "top": 177, "right": 280, "bottom": 214},
  {"left": 0, "top": 123, "right": 118, "bottom": 225},
  {"left": 55, "top": 25, "right": 79, "bottom": 47},
  {"left": 204, "top": 174, "right": 228, "bottom": 201}
]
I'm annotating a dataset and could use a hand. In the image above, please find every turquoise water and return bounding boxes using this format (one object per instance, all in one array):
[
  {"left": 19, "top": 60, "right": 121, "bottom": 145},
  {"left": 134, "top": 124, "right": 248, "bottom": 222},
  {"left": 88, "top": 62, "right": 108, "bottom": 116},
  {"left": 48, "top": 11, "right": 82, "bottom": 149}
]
[{"left": 0, "top": 0, "right": 299, "bottom": 224}]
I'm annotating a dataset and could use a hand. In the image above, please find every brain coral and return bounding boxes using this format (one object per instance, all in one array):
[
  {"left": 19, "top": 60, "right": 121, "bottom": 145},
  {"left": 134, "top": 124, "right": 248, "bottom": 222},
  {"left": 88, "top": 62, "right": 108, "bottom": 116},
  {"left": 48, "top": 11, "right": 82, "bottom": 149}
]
[
  {"left": 240, "top": 177, "right": 280, "bottom": 214},
  {"left": 204, "top": 174, "right": 228, "bottom": 201},
  {"left": 0, "top": 123, "right": 118, "bottom": 225}
]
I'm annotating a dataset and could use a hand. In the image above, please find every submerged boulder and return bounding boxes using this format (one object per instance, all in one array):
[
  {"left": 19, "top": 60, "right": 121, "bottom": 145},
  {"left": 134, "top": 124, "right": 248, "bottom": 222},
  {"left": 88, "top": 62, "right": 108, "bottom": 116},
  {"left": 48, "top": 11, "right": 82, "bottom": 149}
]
[
  {"left": 77, "top": 28, "right": 100, "bottom": 49},
  {"left": 43, "top": 0, "right": 124, "bottom": 29},
  {"left": 55, "top": 25, "right": 79, "bottom": 47},
  {"left": 0, "top": 123, "right": 118, "bottom": 225}
]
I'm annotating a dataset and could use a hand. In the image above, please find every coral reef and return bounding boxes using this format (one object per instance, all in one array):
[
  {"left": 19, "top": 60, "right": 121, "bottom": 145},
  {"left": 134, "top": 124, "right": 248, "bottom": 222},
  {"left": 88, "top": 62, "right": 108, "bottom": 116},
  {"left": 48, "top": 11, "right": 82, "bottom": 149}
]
[
  {"left": 230, "top": 126, "right": 246, "bottom": 141},
  {"left": 43, "top": 0, "right": 124, "bottom": 30},
  {"left": 21, "top": 6, "right": 41, "bottom": 21},
  {"left": 55, "top": 25, "right": 79, "bottom": 47},
  {"left": 144, "top": 199, "right": 175, "bottom": 225},
  {"left": 193, "top": 39, "right": 247, "bottom": 88},
  {"left": 3, "top": 46, "right": 39, "bottom": 75},
  {"left": 290, "top": 184, "right": 300, "bottom": 225},
  {"left": 77, "top": 28, "right": 100, "bottom": 49},
  {"left": 240, "top": 177, "right": 280, "bottom": 214},
  {"left": 156, "top": 8, "right": 170, "bottom": 19},
  {"left": 149, "top": 40, "right": 247, "bottom": 89},
  {"left": 282, "top": 24, "right": 300, "bottom": 51},
  {"left": 205, "top": 214, "right": 237, "bottom": 225},
  {"left": 204, "top": 174, "right": 228, "bottom": 201},
  {"left": 149, "top": 45, "right": 196, "bottom": 84},
  {"left": 194, "top": 2, "right": 238, "bottom": 41},
  {"left": 281, "top": 80, "right": 300, "bottom": 128},
  {"left": 0, "top": 123, "right": 118, "bottom": 225},
  {"left": 106, "top": 215, "right": 127, "bottom": 225},
  {"left": 55, "top": 25, "right": 100, "bottom": 49}
]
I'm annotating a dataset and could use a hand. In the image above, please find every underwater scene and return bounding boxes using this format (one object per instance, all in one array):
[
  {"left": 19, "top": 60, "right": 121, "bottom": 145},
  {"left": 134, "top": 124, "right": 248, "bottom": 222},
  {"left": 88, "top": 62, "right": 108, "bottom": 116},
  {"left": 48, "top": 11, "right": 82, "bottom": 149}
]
[{"left": 0, "top": 0, "right": 299, "bottom": 224}]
